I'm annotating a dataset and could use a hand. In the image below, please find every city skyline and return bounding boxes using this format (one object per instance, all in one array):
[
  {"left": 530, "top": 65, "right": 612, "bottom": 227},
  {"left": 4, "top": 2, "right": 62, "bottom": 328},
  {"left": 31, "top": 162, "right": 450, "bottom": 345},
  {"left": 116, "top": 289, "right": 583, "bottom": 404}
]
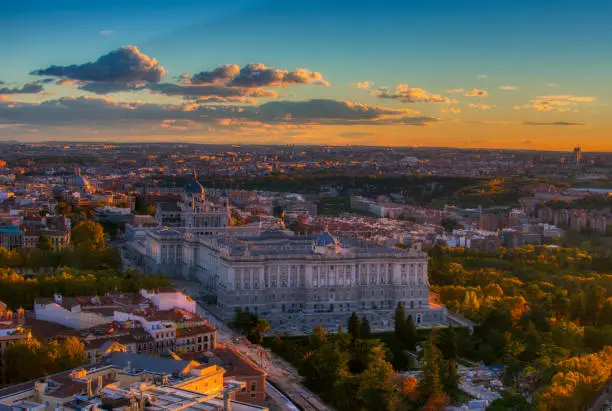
[{"left": 1, "top": 0, "right": 611, "bottom": 149}]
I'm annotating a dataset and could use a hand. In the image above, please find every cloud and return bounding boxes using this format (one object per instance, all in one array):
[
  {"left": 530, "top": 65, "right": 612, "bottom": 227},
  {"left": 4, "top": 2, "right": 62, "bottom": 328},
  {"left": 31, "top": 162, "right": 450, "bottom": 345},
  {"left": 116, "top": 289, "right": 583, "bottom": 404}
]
[
  {"left": 33, "top": 78, "right": 55, "bottom": 85},
  {"left": 256, "top": 99, "right": 415, "bottom": 123},
  {"left": 224, "top": 63, "right": 329, "bottom": 88},
  {"left": 513, "top": 95, "right": 594, "bottom": 112},
  {"left": 189, "top": 64, "right": 241, "bottom": 85},
  {"left": 544, "top": 83, "right": 560, "bottom": 87},
  {"left": 159, "top": 119, "right": 206, "bottom": 131},
  {"left": 337, "top": 131, "right": 373, "bottom": 138},
  {"left": 445, "top": 88, "right": 464, "bottom": 94},
  {"left": 374, "top": 85, "right": 458, "bottom": 104},
  {"left": 147, "top": 83, "right": 277, "bottom": 99},
  {"left": 523, "top": 121, "right": 587, "bottom": 126},
  {"left": 79, "top": 82, "right": 147, "bottom": 95},
  {"left": 464, "top": 89, "right": 488, "bottom": 97},
  {"left": 513, "top": 100, "right": 573, "bottom": 112},
  {"left": 56, "top": 79, "right": 86, "bottom": 86},
  {"left": 195, "top": 96, "right": 260, "bottom": 104},
  {"left": 0, "top": 83, "right": 44, "bottom": 95},
  {"left": 353, "top": 81, "right": 374, "bottom": 89},
  {"left": 537, "top": 95, "right": 595, "bottom": 103},
  {"left": 467, "top": 103, "right": 495, "bottom": 110},
  {"left": 30, "top": 45, "right": 167, "bottom": 83},
  {"left": 100, "top": 30, "right": 114, "bottom": 36},
  {"left": 0, "top": 97, "right": 436, "bottom": 130},
  {"left": 477, "top": 74, "right": 488, "bottom": 79},
  {"left": 441, "top": 107, "right": 461, "bottom": 114},
  {"left": 498, "top": 85, "right": 518, "bottom": 90}
]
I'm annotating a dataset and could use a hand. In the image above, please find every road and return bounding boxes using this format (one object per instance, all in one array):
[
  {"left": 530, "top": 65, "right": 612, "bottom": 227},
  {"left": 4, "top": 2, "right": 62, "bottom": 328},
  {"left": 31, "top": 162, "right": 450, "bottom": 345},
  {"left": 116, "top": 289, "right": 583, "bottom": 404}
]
[{"left": 175, "top": 280, "right": 332, "bottom": 411}]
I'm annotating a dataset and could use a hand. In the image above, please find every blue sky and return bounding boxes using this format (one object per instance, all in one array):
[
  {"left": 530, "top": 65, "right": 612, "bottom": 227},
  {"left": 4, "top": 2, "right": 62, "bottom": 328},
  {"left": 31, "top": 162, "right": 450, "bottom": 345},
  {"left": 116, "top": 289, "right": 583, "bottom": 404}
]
[{"left": 1, "top": 0, "right": 611, "bottom": 148}]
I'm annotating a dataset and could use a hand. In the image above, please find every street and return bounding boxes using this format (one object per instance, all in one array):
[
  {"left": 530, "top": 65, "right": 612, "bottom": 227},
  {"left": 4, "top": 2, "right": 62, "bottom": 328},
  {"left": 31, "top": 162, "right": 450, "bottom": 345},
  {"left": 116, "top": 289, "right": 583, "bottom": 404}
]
[{"left": 174, "top": 280, "right": 333, "bottom": 411}]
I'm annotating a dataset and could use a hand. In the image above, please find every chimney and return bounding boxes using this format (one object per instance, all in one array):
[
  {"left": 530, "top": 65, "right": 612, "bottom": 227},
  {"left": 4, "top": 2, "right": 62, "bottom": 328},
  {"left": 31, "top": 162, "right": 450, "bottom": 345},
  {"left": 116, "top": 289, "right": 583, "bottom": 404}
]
[
  {"left": 96, "top": 375, "right": 103, "bottom": 394},
  {"left": 34, "top": 380, "right": 48, "bottom": 402},
  {"left": 223, "top": 390, "right": 231, "bottom": 411}
]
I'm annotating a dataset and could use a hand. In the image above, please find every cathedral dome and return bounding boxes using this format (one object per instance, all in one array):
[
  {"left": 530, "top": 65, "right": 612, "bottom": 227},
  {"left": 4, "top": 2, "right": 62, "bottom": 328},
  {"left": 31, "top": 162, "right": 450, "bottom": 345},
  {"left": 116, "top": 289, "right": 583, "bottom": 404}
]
[
  {"left": 315, "top": 231, "right": 339, "bottom": 247},
  {"left": 184, "top": 170, "right": 205, "bottom": 196},
  {"left": 72, "top": 169, "right": 91, "bottom": 191}
]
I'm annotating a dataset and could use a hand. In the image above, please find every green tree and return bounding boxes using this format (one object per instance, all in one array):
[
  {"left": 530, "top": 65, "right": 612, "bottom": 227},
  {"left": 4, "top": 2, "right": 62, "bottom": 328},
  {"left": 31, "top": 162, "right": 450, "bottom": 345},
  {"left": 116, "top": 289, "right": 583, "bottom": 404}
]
[
  {"left": 300, "top": 342, "right": 349, "bottom": 400},
  {"left": 71, "top": 220, "right": 105, "bottom": 250},
  {"left": 394, "top": 302, "right": 406, "bottom": 344},
  {"left": 356, "top": 346, "right": 397, "bottom": 411},
  {"left": 360, "top": 316, "right": 372, "bottom": 339},
  {"left": 439, "top": 323, "right": 458, "bottom": 360},
  {"left": 57, "top": 201, "right": 72, "bottom": 216},
  {"left": 37, "top": 234, "right": 53, "bottom": 251},
  {"left": 420, "top": 334, "right": 443, "bottom": 398},
  {"left": 441, "top": 358, "right": 461, "bottom": 399},
  {"left": 347, "top": 312, "right": 361, "bottom": 340},
  {"left": 404, "top": 315, "right": 418, "bottom": 351},
  {"left": 250, "top": 318, "right": 270, "bottom": 345},
  {"left": 349, "top": 339, "right": 383, "bottom": 374},
  {"left": 4, "top": 338, "right": 46, "bottom": 383},
  {"left": 440, "top": 217, "right": 462, "bottom": 233}
]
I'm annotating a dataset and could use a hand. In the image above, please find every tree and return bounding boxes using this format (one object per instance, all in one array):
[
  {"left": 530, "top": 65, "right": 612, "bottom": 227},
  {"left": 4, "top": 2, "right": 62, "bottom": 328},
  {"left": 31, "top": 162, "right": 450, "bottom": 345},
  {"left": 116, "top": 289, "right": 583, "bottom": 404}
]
[
  {"left": 349, "top": 339, "right": 383, "bottom": 374},
  {"left": 404, "top": 315, "right": 418, "bottom": 351},
  {"left": 360, "top": 316, "right": 372, "bottom": 339},
  {"left": 250, "top": 318, "right": 270, "bottom": 345},
  {"left": 57, "top": 201, "right": 72, "bottom": 216},
  {"left": 440, "top": 217, "right": 461, "bottom": 233},
  {"left": 347, "top": 312, "right": 361, "bottom": 340},
  {"left": 394, "top": 302, "right": 406, "bottom": 343},
  {"left": 300, "top": 342, "right": 349, "bottom": 400},
  {"left": 37, "top": 234, "right": 53, "bottom": 251},
  {"left": 439, "top": 323, "right": 458, "bottom": 361},
  {"left": 145, "top": 204, "right": 157, "bottom": 216},
  {"left": 71, "top": 220, "right": 105, "bottom": 251},
  {"left": 421, "top": 392, "right": 449, "bottom": 411},
  {"left": 356, "top": 346, "right": 397, "bottom": 411},
  {"left": 420, "top": 334, "right": 442, "bottom": 399},
  {"left": 4, "top": 338, "right": 45, "bottom": 383},
  {"left": 441, "top": 358, "right": 461, "bottom": 399}
]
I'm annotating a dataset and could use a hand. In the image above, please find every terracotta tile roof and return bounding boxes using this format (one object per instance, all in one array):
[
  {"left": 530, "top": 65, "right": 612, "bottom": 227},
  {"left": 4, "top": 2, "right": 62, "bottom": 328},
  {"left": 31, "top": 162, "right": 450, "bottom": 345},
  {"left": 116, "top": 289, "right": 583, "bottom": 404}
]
[{"left": 175, "top": 324, "right": 215, "bottom": 338}]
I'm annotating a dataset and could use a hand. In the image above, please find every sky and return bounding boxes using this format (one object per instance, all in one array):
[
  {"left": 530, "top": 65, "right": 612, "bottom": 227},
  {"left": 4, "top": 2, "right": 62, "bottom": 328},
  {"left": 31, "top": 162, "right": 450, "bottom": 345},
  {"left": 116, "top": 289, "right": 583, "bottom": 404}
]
[{"left": 1, "top": 0, "right": 611, "bottom": 150}]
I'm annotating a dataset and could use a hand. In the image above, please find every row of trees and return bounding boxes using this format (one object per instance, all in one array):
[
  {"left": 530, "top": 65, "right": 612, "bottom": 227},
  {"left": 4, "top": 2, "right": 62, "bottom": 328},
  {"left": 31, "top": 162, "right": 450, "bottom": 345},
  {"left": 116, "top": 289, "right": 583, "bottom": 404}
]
[
  {"left": 4, "top": 337, "right": 87, "bottom": 384},
  {"left": 0, "top": 269, "right": 172, "bottom": 309},
  {"left": 230, "top": 309, "right": 271, "bottom": 344},
  {"left": 267, "top": 313, "right": 462, "bottom": 410},
  {"left": 428, "top": 245, "right": 612, "bottom": 409},
  {"left": 0, "top": 220, "right": 120, "bottom": 271}
]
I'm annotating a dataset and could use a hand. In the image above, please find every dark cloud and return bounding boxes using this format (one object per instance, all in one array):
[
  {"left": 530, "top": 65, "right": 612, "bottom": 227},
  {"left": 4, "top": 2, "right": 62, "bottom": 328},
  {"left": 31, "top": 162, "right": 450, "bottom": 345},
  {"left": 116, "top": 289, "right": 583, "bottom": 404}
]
[
  {"left": 257, "top": 99, "right": 405, "bottom": 122},
  {"left": 226, "top": 63, "right": 329, "bottom": 88},
  {"left": 0, "top": 83, "right": 44, "bottom": 94},
  {"left": 0, "top": 97, "right": 437, "bottom": 130},
  {"left": 523, "top": 121, "right": 587, "bottom": 126},
  {"left": 30, "top": 45, "right": 167, "bottom": 83},
  {"left": 147, "top": 83, "right": 277, "bottom": 99},
  {"left": 190, "top": 64, "right": 241, "bottom": 85},
  {"left": 33, "top": 78, "right": 55, "bottom": 84},
  {"left": 338, "top": 131, "right": 373, "bottom": 138},
  {"left": 79, "top": 82, "right": 146, "bottom": 95}
]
